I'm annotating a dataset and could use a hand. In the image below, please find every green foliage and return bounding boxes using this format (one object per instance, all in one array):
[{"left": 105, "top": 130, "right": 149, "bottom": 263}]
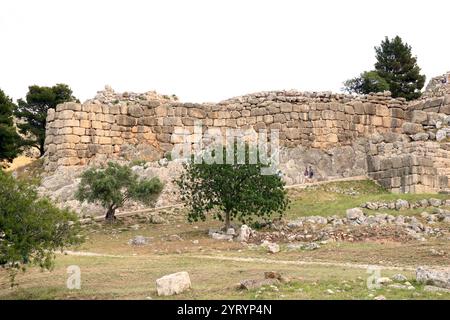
[
  {"left": 0, "top": 171, "right": 82, "bottom": 285},
  {"left": 75, "top": 162, "right": 164, "bottom": 220},
  {"left": 175, "top": 144, "right": 290, "bottom": 229},
  {"left": 375, "top": 36, "right": 426, "bottom": 100},
  {"left": 343, "top": 36, "right": 425, "bottom": 100},
  {"left": 343, "top": 71, "right": 390, "bottom": 95},
  {"left": 14, "top": 84, "right": 78, "bottom": 156},
  {"left": 130, "top": 159, "right": 148, "bottom": 168},
  {"left": 0, "top": 89, "right": 22, "bottom": 163}
]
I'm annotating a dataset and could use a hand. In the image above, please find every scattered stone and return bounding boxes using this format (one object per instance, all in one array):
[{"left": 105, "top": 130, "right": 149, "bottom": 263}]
[
  {"left": 266, "top": 242, "right": 280, "bottom": 254},
  {"left": 226, "top": 228, "right": 236, "bottom": 236},
  {"left": 388, "top": 284, "right": 415, "bottom": 290},
  {"left": 128, "top": 235, "right": 150, "bottom": 246},
  {"left": 436, "top": 129, "right": 449, "bottom": 142},
  {"left": 168, "top": 234, "right": 183, "bottom": 241},
  {"left": 373, "top": 295, "right": 386, "bottom": 300},
  {"left": 211, "top": 232, "right": 233, "bottom": 241},
  {"left": 236, "top": 225, "right": 252, "bottom": 242},
  {"left": 430, "top": 248, "right": 446, "bottom": 256},
  {"left": 156, "top": 271, "right": 191, "bottom": 296},
  {"left": 239, "top": 278, "right": 279, "bottom": 290},
  {"left": 395, "top": 199, "right": 409, "bottom": 210},
  {"left": 423, "top": 285, "right": 450, "bottom": 293},
  {"left": 392, "top": 274, "right": 408, "bottom": 282},
  {"left": 429, "top": 198, "right": 442, "bottom": 207},
  {"left": 287, "top": 220, "right": 303, "bottom": 228},
  {"left": 346, "top": 208, "right": 364, "bottom": 220},
  {"left": 149, "top": 214, "right": 167, "bottom": 224},
  {"left": 416, "top": 267, "right": 450, "bottom": 289},
  {"left": 376, "top": 277, "right": 393, "bottom": 285},
  {"left": 301, "top": 242, "right": 321, "bottom": 251},
  {"left": 411, "top": 132, "right": 429, "bottom": 141}
]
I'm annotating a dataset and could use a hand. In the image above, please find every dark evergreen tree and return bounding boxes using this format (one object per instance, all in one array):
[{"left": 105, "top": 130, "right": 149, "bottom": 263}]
[
  {"left": 0, "top": 89, "right": 21, "bottom": 163},
  {"left": 374, "top": 36, "right": 426, "bottom": 100},
  {"left": 14, "top": 84, "right": 78, "bottom": 156}
]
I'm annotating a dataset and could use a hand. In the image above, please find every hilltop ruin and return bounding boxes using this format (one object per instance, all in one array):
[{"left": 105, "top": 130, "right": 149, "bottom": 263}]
[{"left": 43, "top": 72, "right": 450, "bottom": 194}]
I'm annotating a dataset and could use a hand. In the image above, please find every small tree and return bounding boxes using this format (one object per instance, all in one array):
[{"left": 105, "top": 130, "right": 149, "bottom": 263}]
[
  {"left": 374, "top": 36, "right": 426, "bottom": 100},
  {"left": 175, "top": 144, "right": 289, "bottom": 230},
  {"left": 343, "top": 71, "right": 390, "bottom": 95},
  {"left": 14, "top": 84, "right": 78, "bottom": 156},
  {"left": 0, "top": 89, "right": 22, "bottom": 163},
  {"left": 76, "top": 162, "right": 164, "bottom": 221},
  {"left": 0, "top": 171, "right": 82, "bottom": 285}
]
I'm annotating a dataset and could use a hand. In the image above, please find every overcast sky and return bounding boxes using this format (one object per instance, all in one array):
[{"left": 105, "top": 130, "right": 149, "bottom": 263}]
[{"left": 1, "top": 0, "right": 448, "bottom": 103}]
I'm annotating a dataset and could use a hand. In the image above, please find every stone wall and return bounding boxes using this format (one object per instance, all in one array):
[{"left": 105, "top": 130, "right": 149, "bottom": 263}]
[
  {"left": 44, "top": 88, "right": 408, "bottom": 170},
  {"left": 43, "top": 76, "right": 450, "bottom": 194}
]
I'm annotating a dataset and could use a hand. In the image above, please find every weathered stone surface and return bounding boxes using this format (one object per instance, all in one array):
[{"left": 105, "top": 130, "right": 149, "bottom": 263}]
[
  {"left": 42, "top": 82, "right": 450, "bottom": 195},
  {"left": 236, "top": 225, "right": 252, "bottom": 242},
  {"left": 346, "top": 208, "right": 364, "bottom": 220},
  {"left": 239, "top": 278, "right": 279, "bottom": 290},
  {"left": 156, "top": 271, "right": 192, "bottom": 296},
  {"left": 402, "top": 122, "right": 423, "bottom": 135},
  {"left": 416, "top": 267, "right": 450, "bottom": 289},
  {"left": 128, "top": 235, "right": 150, "bottom": 246}
]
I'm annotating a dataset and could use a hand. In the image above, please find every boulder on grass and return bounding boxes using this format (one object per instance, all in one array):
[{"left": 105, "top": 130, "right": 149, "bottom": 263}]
[
  {"left": 416, "top": 267, "right": 450, "bottom": 289},
  {"left": 156, "top": 271, "right": 191, "bottom": 296}
]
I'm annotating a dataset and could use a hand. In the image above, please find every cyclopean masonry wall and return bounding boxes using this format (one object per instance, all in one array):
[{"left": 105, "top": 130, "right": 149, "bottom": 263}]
[{"left": 43, "top": 75, "right": 450, "bottom": 194}]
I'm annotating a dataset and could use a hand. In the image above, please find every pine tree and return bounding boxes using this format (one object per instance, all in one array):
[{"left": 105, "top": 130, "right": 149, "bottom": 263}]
[
  {"left": 374, "top": 36, "right": 426, "bottom": 100},
  {"left": 0, "top": 89, "right": 21, "bottom": 163},
  {"left": 14, "top": 84, "right": 78, "bottom": 156}
]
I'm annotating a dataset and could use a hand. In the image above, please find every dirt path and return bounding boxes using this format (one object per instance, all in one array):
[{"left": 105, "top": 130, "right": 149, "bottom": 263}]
[{"left": 61, "top": 250, "right": 416, "bottom": 271}]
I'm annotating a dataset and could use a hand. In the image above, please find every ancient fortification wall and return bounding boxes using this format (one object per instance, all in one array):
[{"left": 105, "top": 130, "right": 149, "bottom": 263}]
[{"left": 44, "top": 72, "right": 450, "bottom": 194}]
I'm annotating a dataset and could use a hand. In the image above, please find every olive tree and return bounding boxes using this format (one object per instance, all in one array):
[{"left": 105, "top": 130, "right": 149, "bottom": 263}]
[
  {"left": 175, "top": 144, "right": 289, "bottom": 230},
  {"left": 0, "top": 171, "right": 82, "bottom": 285},
  {"left": 76, "top": 162, "right": 164, "bottom": 221}
]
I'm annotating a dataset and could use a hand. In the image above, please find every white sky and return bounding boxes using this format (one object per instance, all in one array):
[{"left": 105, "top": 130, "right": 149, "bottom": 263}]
[{"left": 0, "top": 0, "right": 448, "bottom": 103}]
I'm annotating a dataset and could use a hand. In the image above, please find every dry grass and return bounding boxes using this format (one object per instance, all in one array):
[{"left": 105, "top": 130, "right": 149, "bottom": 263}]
[{"left": 1, "top": 179, "right": 450, "bottom": 300}]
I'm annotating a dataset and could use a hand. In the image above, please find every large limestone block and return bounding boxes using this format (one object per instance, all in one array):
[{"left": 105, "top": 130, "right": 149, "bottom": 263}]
[
  {"left": 416, "top": 267, "right": 450, "bottom": 289},
  {"left": 188, "top": 108, "right": 206, "bottom": 118},
  {"left": 402, "top": 122, "right": 423, "bottom": 135},
  {"left": 156, "top": 272, "right": 191, "bottom": 296}
]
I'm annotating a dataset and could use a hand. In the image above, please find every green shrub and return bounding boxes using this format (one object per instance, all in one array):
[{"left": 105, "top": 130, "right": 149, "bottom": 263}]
[
  {"left": 76, "top": 162, "right": 164, "bottom": 221},
  {"left": 0, "top": 171, "right": 82, "bottom": 285}
]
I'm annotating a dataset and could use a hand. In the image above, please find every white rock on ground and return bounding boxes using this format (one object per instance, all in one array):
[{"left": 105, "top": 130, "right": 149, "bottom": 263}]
[
  {"left": 416, "top": 267, "right": 450, "bottom": 289},
  {"left": 346, "top": 208, "right": 364, "bottom": 220},
  {"left": 267, "top": 243, "right": 280, "bottom": 254},
  {"left": 156, "top": 271, "right": 192, "bottom": 296},
  {"left": 211, "top": 232, "right": 233, "bottom": 241},
  {"left": 392, "top": 274, "right": 408, "bottom": 282},
  {"left": 236, "top": 225, "right": 252, "bottom": 242}
]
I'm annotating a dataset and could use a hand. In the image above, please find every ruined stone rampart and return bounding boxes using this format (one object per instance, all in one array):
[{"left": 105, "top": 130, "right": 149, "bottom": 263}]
[{"left": 43, "top": 76, "right": 450, "bottom": 194}]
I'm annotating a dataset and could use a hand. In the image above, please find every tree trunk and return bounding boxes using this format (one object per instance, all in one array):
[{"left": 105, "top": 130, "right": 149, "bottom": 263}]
[
  {"left": 105, "top": 205, "right": 116, "bottom": 222},
  {"left": 224, "top": 212, "right": 231, "bottom": 231}
]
